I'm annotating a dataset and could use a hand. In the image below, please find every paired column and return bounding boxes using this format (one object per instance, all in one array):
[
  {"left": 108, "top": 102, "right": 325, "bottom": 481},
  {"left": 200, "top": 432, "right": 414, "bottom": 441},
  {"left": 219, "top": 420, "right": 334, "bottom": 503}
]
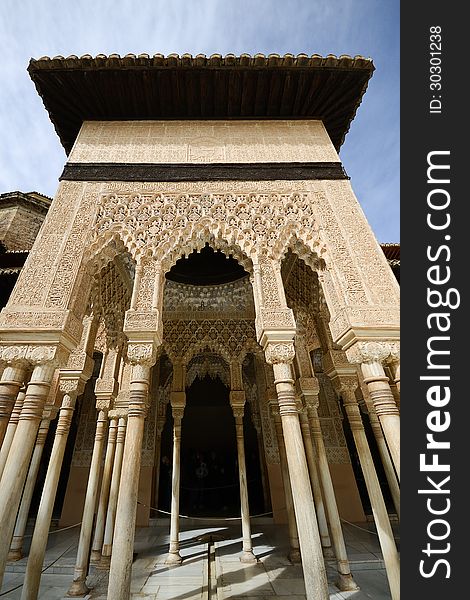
[
  {"left": 349, "top": 342, "right": 400, "bottom": 479},
  {"left": 90, "top": 417, "right": 119, "bottom": 563},
  {"left": 265, "top": 342, "right": 329, "bottom": 600},
  {"left": 67, "top": 406, "right": 108, "bottom": 596},
  {"left": 269, "top": 399, "right": 301, "bottom": 563},
  {"left": 338, "top": 380, "right": 400, "bottom": 600},
  {"left": 230, "top": 385, "right": 257, "bottom": 564},
  {"left": 358, "top": 371, "right": 400, "bottom": 519},
  {"left": 68, "top": 341, "right": 122, "bottom": 595},
  {"left": 0, "top": 355, "right": 57, "bottom": 586},
  {"left": 8, "top": 408, "right": 56, "bottom": 561},
  {"left": 293, "top": 334, "right": 355, "bottom": 587},
  {"left": 21, "top": 378, "right": 84, "bottom": 600},
  {"left": 296, "top": 405, "right": 333, "bottom": 557},
  {"left": 100, "top": 414, "right": 128, "bottom": 568},
  {"left": 107, "top": 345, "right": 155, "bottom": 599},
  {"left": 165, "top": 384, "right": 186, "bottom": 564},
  {"left": 304, "top": 391, "right": 357, "bottom": 591}
]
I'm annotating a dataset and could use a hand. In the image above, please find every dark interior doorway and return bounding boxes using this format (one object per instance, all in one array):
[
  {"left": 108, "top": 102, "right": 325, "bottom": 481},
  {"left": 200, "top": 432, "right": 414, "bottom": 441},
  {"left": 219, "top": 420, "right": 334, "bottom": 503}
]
[{"left": 158, "top": 374, "right": 265, "bottom": 517}]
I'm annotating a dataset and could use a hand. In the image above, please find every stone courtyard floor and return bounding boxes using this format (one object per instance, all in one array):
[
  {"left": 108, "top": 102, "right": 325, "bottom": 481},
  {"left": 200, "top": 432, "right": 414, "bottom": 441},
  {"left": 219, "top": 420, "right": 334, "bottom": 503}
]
[{"left": 1, "top": 519, "right": 398, "bottom": 599}]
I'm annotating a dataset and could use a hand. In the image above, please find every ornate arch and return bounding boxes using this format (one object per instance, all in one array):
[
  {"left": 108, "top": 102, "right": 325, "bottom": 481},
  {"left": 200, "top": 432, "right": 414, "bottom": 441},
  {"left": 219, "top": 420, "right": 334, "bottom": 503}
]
[{"left": 185, "top": 353, "right": 230, "bottom": 388}]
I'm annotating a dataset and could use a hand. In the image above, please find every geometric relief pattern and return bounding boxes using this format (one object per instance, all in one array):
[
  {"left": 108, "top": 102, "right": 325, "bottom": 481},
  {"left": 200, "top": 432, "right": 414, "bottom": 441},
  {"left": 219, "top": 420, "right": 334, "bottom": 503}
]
[
  {"left": 92, "top": 189, "right": 324, "bottom": 267},
  {"left": 163, "top": 319, "right": 259, "bottom": 363}
]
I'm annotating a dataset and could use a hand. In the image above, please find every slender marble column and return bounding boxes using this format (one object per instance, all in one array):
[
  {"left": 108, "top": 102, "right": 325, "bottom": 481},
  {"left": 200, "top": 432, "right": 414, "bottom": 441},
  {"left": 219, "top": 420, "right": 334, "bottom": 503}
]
[
  {"left": 362, "top": 393, "right": 400, "bottom": 519},
  {"left": 0, "top": 360, "right": 55, "bottom": 586},
  {"left": 67, "top": 408, "right": 108, "bottom": 596},
  {"left": 21, "top": 381, "right": 82, "bottom": 600},
  {"left": 340, "top": 383, "right": 400, "bottom": 600},
  {"left": 0, "top": 388, "right": 25, "bottom": 479},
  {"left": 361, "top": 361, "right": 400, "bottom": 480},
  {"left": 267, "top": 347, "right": 329, "bottom": 600},
  {"left": 8, "top": 412, "right": 54, "bottom": 561},
  {"left": 269, "top": 402, "right": 301, "bottom": 563},
  {"left": 90, "top": 417, "right": 118, "bottom": 563},
  {"left": 298, "top": 408, "right": 334, "bottom": 556},
  {"left": 165, "top": 401, "right": 185, "bottom": 564},
  {"left": 0, "top": 363, "right": 26, "bottom": 449},
  {"left": 306, "top": 397, "right": 357, "bottom": 591},
  {"left": 230, "top": 392, "right": 257, "bottom": 563},
  {"left": 107, "top": 360, "right": 151, "bottom": 600},
  {"left": 100, "top": 415, "right": 127, "bottom": 568}
]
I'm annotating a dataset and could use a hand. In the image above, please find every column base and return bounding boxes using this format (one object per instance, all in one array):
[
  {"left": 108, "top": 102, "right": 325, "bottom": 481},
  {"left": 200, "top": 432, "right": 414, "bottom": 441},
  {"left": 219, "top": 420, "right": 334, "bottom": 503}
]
[
  {"left": 89, "top": 549, "right": 102, "bottom": 564},
  {"left": 323, "top": 546, "right": 336, "bottom": 559},
  {"left": 96, "top": 555, "right": 111, "bottom": 570},
  {"left": 240, "top": 550, "right": 258, "bottom": 564},
  {"left": 165, "top": 551, "right": 183, "bottom": 565},
  {"left": 288, "top": 549, "right": 301, "bottom": 564},
  {"left": 66, "top": 579, "right": 91, "bottom": 597},
  {"left": 7, "top": 548, "right": 23, "bottom": 562},
  {"left": 336, "top": 572, "right": 359, "bottom": 592}
]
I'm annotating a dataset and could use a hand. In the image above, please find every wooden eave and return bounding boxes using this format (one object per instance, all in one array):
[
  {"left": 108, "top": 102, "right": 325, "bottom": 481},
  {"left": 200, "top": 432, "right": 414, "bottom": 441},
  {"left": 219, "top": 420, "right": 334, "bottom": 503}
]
[{"left": 27, "top": 53, "right": 374, "bottom": 155}]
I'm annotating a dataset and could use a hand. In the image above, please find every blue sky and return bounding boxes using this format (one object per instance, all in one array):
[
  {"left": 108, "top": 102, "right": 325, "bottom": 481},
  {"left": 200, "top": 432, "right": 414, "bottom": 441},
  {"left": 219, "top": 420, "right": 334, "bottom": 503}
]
[{"left": 0, "top": 0, "right": 399, "bottom": 242}]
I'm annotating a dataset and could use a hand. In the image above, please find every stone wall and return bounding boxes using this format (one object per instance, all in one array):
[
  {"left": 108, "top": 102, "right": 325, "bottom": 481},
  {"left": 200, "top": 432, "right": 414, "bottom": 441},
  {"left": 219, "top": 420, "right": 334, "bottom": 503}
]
[{"left": 0, "top": 192, "right": 50, "bottom": 251}]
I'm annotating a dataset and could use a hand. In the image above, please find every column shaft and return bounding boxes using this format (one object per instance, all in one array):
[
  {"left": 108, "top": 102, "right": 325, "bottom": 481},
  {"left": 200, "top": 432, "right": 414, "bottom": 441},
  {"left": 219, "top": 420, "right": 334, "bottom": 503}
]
[
  {"left": 343, "top": 390, "right": 400, "bottom": 600},
  {"left": 101, "top": 417, "right": 127, "bottom": 567},
  {"left": 271, "top": 411, "right": 301, "bottom": 563},
  {"left": 308, "top": 405, "right": 357, "bottom": 590},
  {"left": 234, "top": 413, "right": 256, "bottom": 562},
  {"left": 90, "top": 418, "right": 118, "bottom": 563},
  {"left": 21, "top": 391, "right": 77, "bottom": 600},
  {"left": 165, "top": 410, "right": 184, "bottom": 564},
  {"left": 298, "top": 411, "right": 332, "bottom": 555},
  {"left": 0, "top": 362, "right": 54, "bottom": 586},
  {"left": 67, "top": 409, "right": 108, "bottom": 596},
  {"left": 366, "top": 403, "right": 400, "bottom": 519},
  {"left": 0, "top": 389, "right": 25, "bottom": 479},
  {"left": 361, "top": 362, "right": 400, "bottom": 479},
  {"left": 107, "top": 365, "right": 149, "bottom": 600},
  {"left": 8, "top": 416, "right": 52, "bottom": 561},
  {"left": 272, "top": 362, "right": 329, "bottom": 600}
]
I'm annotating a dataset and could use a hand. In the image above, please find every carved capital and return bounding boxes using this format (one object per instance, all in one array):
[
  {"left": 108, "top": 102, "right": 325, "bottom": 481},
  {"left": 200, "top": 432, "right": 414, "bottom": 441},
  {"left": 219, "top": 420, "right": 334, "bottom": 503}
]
[
  {"left": 229, "top": 390, "right": 246, "bottom": 408},
  {"left": 304, "top": 396, "right": 320, "bottom": 412},
  {"left": 232, "top": 406, "right": 245, "bottom": 419},
  {"left": 264, "top": 342, "right": 295, "bottom": 365},
  {"left": 0, "top": 345, "right": 29, "bottom": 366},
  {"left": 127, "top": 343, "right": 157, "bottom": 367},
  {"left": 170, "top": 390, "right": 186, "bottom": 409},
  {"left": 59, "top": 377, "right": 84, "bottom": 396},
  {"left": 346, "top": 341, "right": 398, "bottom": 365},
  {"left": 26, "top": 345, "right": 67, "bottom": 368},
  {"left": 96, "top": 399, "right": 111, "bottom": 411},
  {"left": 295, "top": 376, "right": 320, "bottom": 397},
  {"left": 171, "top": 406, "right": 185, "bottom": 422},
  {"left": 109, "top": 407, "right": 128, "bottom": 419}
]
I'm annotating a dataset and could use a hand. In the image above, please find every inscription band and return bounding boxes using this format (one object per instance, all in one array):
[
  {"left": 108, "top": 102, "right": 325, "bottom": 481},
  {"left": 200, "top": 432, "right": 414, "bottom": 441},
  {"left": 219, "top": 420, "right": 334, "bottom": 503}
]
[{"left": 60, "top": 162, "right": 349, "bottom": 182}]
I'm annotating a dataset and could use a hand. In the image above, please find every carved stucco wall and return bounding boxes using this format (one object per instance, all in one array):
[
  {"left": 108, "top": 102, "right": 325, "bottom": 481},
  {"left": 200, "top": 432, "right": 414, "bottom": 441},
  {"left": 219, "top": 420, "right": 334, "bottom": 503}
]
[
  {"left": 69, "top": 120, "right": 339, "bottom": 164},
  {"left": 0, "top": 121, "right": 399, "bottom": 358}
]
